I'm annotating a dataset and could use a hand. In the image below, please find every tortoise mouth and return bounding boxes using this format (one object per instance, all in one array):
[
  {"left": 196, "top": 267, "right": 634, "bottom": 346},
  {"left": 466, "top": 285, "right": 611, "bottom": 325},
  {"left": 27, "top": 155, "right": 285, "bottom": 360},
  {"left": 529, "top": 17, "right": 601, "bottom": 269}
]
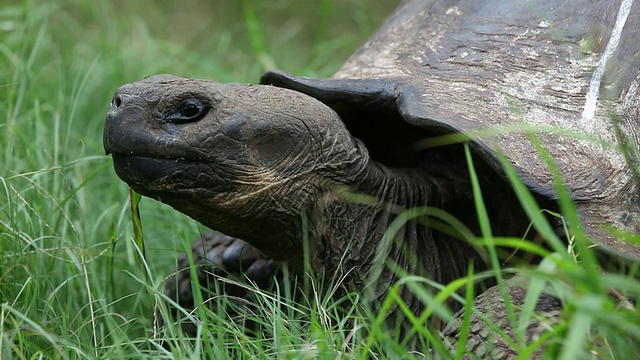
[
  {"left": 112, "top": 154, "right": 175, "bottom": 185},
  {"left": 111, "top": 155, "right": 207, "bottom": 192}
]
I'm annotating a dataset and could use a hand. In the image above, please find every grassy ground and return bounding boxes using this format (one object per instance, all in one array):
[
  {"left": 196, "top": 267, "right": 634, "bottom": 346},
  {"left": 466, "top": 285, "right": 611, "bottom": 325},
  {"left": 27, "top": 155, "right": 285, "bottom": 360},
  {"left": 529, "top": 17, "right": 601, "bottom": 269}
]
[{"left": 2, "top": 0, "right": 640, "bottom": 359}]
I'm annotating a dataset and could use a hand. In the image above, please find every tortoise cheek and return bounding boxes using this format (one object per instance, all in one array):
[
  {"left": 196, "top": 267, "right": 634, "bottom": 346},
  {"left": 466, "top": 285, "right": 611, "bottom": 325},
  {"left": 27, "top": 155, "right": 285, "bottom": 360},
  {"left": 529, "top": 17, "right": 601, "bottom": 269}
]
[{"left": 249, "top": 133, "right": 302, "bottom": 169}]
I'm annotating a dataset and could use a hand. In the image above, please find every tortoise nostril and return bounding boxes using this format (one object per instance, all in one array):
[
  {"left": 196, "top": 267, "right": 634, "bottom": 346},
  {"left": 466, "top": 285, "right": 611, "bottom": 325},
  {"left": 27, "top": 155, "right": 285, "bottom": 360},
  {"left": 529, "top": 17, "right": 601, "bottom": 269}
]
[{"left": 113, "top": 95, "right": 122, "bottom": 108}]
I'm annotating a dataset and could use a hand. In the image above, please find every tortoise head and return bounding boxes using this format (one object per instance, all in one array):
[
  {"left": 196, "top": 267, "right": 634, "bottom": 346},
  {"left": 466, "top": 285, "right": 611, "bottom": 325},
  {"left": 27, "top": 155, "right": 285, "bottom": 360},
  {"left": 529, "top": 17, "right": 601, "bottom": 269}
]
[{"left": 103, "top": 74, "right": 369, "bottom": 262}]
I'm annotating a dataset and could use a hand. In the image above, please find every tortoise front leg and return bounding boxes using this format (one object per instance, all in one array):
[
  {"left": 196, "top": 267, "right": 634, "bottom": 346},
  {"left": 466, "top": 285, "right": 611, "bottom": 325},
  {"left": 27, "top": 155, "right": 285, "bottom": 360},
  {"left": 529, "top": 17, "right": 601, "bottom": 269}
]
[{"left": 159, "top": 231, "right": 280, "bottom": 335}]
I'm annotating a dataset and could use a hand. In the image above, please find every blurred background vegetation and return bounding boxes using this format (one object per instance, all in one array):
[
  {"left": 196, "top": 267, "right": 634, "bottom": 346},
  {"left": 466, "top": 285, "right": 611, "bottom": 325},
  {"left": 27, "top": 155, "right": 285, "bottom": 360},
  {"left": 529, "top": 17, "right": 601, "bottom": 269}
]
[
  {"left": 6, "top": 1, "right": 640, "bottom": 358},
  {"left": 0, "top": 0, "right": 398, "bottom": 357}
]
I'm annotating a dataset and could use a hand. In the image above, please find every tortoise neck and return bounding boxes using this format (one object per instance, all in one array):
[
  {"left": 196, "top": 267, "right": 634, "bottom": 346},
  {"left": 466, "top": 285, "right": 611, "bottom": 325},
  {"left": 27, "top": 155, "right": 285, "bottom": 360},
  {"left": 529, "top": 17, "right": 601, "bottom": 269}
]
[{"left": 311, "top": 159, "right": 488, "bottom": 304}]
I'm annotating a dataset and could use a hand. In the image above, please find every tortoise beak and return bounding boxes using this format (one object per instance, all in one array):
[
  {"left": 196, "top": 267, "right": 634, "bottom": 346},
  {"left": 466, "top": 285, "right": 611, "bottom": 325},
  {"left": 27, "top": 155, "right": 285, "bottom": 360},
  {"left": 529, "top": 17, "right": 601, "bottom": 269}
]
[{"left": 103, "top": 85, "right": 158, "bottom": 157}]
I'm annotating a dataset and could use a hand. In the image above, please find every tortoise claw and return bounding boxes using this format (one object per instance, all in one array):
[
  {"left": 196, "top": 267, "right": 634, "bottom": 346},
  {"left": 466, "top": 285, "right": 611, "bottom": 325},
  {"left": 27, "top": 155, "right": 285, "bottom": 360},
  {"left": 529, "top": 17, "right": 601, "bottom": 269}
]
[{"left": 221, "top": 237, "right": 265, "bottom": 270}]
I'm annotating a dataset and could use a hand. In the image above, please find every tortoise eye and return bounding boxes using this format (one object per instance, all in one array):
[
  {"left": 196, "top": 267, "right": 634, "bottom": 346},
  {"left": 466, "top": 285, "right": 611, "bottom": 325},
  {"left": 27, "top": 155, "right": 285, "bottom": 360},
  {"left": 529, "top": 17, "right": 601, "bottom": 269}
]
[{"left": 167, "top": 98, "right": 209, "bottom": 123}]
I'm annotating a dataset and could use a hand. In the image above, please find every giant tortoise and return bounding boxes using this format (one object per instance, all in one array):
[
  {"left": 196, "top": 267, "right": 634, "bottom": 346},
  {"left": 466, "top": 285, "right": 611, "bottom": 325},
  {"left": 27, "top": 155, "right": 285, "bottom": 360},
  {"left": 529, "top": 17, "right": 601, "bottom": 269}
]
[{"left": 103, "top": 0, "right": 640, "bottom": 357}]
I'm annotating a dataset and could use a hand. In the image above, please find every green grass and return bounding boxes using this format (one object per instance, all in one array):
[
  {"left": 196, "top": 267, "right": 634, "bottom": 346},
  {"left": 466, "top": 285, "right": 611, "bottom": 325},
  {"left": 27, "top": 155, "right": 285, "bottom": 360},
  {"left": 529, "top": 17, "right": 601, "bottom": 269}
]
[{"left": 1, "top": 0, "right": 640, "bottom": 359}]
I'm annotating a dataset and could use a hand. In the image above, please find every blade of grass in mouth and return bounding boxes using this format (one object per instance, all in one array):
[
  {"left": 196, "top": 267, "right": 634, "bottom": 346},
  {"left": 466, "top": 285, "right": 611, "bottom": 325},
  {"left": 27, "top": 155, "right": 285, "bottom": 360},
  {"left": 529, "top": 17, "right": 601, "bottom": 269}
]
[{"left": 130, "top": 188, "right": 147, "bottom": 278}]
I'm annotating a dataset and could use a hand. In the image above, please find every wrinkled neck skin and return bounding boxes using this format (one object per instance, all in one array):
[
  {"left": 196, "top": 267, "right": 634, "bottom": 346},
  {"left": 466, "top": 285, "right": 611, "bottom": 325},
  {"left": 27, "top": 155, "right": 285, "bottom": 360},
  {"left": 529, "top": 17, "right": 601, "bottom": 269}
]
[{"left": 307, "top": 141, "right": 488, "bottom": 309}]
